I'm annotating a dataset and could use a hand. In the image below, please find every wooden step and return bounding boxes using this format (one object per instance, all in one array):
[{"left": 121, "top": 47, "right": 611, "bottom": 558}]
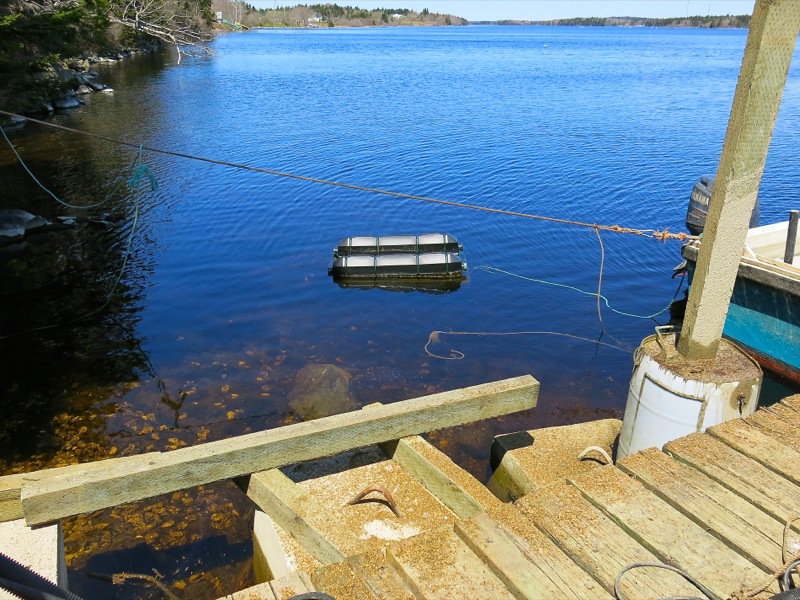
[
  {"left": 312, "top": 560, "right": 380, "bottom": 599},
  {"left": 386, "top": 525, "right": 517, "bottom": 600},
  {"left": 666, "top": 432, "right": 800, "bottom": 523},
  {"left": 570, "top": 465, "right": 773, "bottom": 598},
  {"left": 488, "top": 419, "right": 621, "bottom": 502},
  {"left": 706, "top": 419, "right": 800, "bottom": 486},
  {"left": 516, "top": 481, "right": 702, "bottom": 599},
  {"left": 780, "top": 394, "right": 800, "bottom": 413},
  {"left": 745, "top": 403, "right": 800, "bottom": 453},
  {"left": 246, "top": 446, "right": 457, "bottom": 563},
  {"left": 345, "top": 549, "right": 416, "bottom": 600},
  {"left": 455, "top": 512, "right": 610, "bottom": 599},
  {"left": 385, "top": 435, "right": 609, "bottom": 599},
  {"left": 617, "top": 448, "right": 783, "bottom": 572}
]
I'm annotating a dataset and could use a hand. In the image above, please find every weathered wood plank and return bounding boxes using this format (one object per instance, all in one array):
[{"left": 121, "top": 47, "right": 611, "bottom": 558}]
[
  {"left": 312, "top": 561, "right": 379, "bottom": 599},
  {"left": 617, "top": 448, "right": 783, "bottom": 572},
  {"left": 252, "top": 510, "right": 292, "bottom": 582},
  {"left": 247, "top": 469, "right": 347, "bottom": 565},
  {"left": 516, "top": 482, "right": 701, "bottom": 600},
  {"left": 488, "top": 419, "right": 621, "bottom": 502},
  {"left": 387, "top": 526, "right": 517, "bottom": 600},
  {"left": 666, "top": 432, "right": 800, "bottom": 524},
  {"left": 747, "top": 403, "right": 800, "bottom": 453},
  {"left": 345, "top": 550, "right": 416, "bottom": 600},
  {"left": 269, "top": 571, "right": 314, "bottom": 600},
  {"left": 218, "top": 581, "right": 278, "bottom": 600},
  {"left": 454, "top": 512, "right": 607, "bottom": 600},
  {"left": 20, "top": 375, "right": 538, "bottom": 525},
  {"left": 0, "top": 456, "right": 145, "bottom": 523},
  {"left": 570, "top": 465, "right": 773, "bottom": 599},
  {"left": 706, "top": 419, "right": 800, "bottom": 486},
  {"left": 780, "top": 394, "right": 800, "bottom": 413},
  {"left": 381, "top": 436, "right": 494, "bottom": 519}
]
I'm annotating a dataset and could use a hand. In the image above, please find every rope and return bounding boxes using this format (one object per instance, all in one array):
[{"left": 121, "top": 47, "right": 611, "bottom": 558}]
[
  {"left": 0, "top": 125, "right": 124, "bottom": 210},
  {"left": 423, "top": 329, "right": 629, "bottom": 360},
  {"left": 0, "top": 110, "right": 694, "bottom": 242},
  {"left": 614, "top": 562, "right": 715, "bottom": 600},
  {"left": 732, "top": 515, "right": 800, "bottom": 599},
  {"left": 472, "top": 265, "right": 679, "bottom": 320},
  {"left": 578, "top": 446, "right": 612, "bottom": 464},
  {"left": 594, "top": 227, "right": 606, "bottom": 328}
]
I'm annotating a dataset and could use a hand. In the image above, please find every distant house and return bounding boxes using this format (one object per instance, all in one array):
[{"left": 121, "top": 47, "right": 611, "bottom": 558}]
[
  {"left": 391, "top": 13, "right": 403, "bottom": 19},
  {"left": 215, "top": 11, "right": 223, "bottom": 22}
]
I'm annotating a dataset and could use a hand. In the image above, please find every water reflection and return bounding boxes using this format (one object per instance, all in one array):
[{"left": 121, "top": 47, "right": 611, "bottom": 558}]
[
  {"left": 0, "top": 145, "right": 150, "bottom": 466},
  {"left": 333, "top": 277, "right": 464, "bottom": 293}
]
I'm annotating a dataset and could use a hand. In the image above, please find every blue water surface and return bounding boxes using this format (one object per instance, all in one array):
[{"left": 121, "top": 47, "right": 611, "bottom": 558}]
[{"left": 2, "top": 24, "right": 799, "bottom": 597}]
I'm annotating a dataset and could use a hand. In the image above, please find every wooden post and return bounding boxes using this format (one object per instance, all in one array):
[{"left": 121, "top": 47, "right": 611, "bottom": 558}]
[{"left": 678, "top": 0, "right": 800, "bottom": 360}]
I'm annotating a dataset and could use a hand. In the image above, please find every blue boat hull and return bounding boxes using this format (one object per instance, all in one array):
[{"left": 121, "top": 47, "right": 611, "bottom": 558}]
[{"left": 684, "top": 260, "right": 800, "bottom": 384}]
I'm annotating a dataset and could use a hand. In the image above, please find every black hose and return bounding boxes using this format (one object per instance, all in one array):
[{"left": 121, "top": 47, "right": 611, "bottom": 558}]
[{"left": 0, "top": 552, "right": 84, "bottom": 600}]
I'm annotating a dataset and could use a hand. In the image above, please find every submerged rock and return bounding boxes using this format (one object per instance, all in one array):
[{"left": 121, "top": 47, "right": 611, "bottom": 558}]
[
  {"left": 0, "top": 210, "right": 51, "bottom": 244},
  {"left": 289, "top": 363, "right": 357, "bottom": 421},
  {"left": 54, "top": 96, "right": 81, "bottom": 109}
]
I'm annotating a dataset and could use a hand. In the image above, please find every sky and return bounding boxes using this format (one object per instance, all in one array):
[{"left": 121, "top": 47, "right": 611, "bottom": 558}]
[{"left": 250, "top": 1, "right": 756, "bottom": 22}]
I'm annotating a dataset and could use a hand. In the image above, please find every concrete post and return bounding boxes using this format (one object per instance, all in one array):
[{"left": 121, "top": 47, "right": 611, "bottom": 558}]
[{"left": 678, "top": 0, "right": 800, "bottom": 360}]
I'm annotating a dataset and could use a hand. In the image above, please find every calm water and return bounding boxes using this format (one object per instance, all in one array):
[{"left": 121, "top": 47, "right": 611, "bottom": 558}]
[{"left": 2, "top": 25, "right": 799, "bottom": 598}]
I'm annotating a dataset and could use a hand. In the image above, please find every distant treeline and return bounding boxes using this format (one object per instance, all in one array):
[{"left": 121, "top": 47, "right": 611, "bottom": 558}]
[
  {"left": 494, "top": 15, "right": 750, "bottom": 28},
  {"left": 220, "top": 2, "right": 467, "bottom": 28}
]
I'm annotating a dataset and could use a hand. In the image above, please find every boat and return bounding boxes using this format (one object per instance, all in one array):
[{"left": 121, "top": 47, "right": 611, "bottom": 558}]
[{"left": 681, "top": 216, "right": 800, "bottom": 383}]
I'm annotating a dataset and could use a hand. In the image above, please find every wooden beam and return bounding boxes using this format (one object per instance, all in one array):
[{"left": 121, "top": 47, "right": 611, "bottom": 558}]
[
  {"left": 381, "top": 436, "right": 487, "bottom": 519},
  {"left": 0, "top": 455, "right": 147, "bottom": 523},
  {"left": 679, "top": 0, "right": 800, "bottom": 359},
  {"left": 20, "top": 375, "right": 538, "bottom": 526}
]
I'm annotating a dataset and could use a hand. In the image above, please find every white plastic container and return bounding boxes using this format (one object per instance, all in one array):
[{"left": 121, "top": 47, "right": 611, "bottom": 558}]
[{"left": 617, "top": 328, "right": 762, "bottom": 459}]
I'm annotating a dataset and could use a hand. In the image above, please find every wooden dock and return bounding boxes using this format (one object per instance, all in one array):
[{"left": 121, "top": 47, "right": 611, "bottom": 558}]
[
  {"left": 1, "top": 378, "right": 799, "bottom": 600},
  {"left": 228, "top": 395, "right": 800, "bottom": 600}
]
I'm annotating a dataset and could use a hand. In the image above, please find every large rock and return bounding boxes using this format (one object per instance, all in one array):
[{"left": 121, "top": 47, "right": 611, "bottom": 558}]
[
  {"left": 0, "top": 210, "right": 51, "bottom": 244},
  {"left": 54, "top": 96, "right": 81, "bottom": 109},
  {"left": 288, "top": 363, "right": 357, "bottom": 421}
]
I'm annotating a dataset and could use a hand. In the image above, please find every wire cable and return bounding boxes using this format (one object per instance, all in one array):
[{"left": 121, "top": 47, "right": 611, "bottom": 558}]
[{"left": 0, "top": 110, "right": 693, "bottom": 242}]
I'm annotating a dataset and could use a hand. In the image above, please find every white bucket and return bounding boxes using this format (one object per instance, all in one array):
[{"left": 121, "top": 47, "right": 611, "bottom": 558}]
[{"left": 617, "top": 328, "right": 762, "bottom": 459}]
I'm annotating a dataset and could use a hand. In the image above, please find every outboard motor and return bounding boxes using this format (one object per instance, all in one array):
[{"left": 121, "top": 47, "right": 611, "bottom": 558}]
[{"left": 685, "top": 175, "right": 759, "bottom": 235}]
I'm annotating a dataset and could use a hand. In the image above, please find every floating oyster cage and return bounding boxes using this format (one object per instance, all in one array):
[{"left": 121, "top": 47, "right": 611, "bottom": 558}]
[
  {"left": 335, "top": 233, "right": 462, "bottom": 256},
  {"left": 330, "top": 233, "right": 466, "bottom": 281}
]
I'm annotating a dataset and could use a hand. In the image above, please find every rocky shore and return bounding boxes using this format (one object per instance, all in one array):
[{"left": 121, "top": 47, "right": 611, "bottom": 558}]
[{"left": 1, "top": 39, "right": 161, "bottom": 125}]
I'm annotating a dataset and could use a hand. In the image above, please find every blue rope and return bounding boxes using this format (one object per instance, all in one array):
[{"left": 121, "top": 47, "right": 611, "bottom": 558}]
[
  {"left": 0, "top": 125, "right": 121, "bottom": 210},
  {"left": 474, "top": 265, "right": 677, "bottom": 320},
  {"left": 128, "top": 145, "right": 158, "bottom": 191}
]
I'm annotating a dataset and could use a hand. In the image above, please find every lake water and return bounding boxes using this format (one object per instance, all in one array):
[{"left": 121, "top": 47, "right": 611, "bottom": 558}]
[{"left": 1, "top": 25, "right": 799, "bottom": 598}]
